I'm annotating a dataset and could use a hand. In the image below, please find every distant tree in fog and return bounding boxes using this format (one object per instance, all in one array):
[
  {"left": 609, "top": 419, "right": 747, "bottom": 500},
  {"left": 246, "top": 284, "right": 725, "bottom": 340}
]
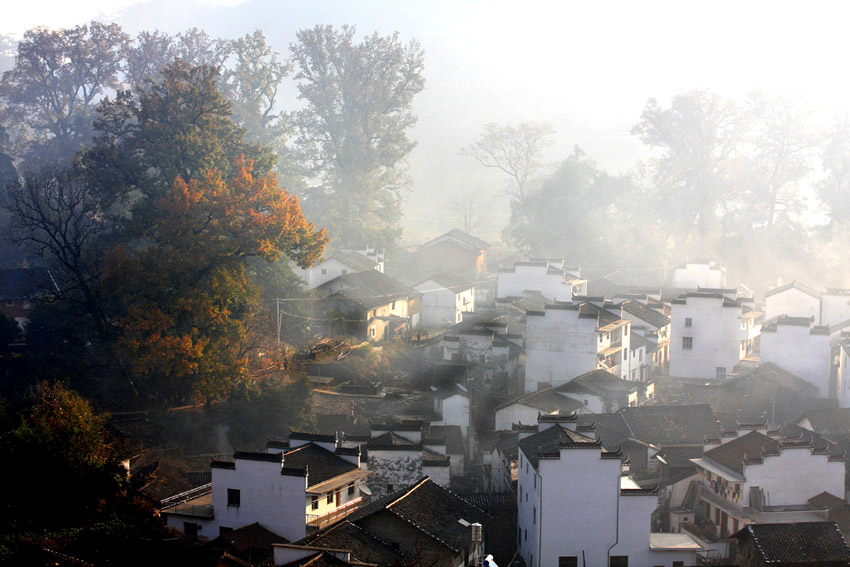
[
  {"left": 503, "top": 147, "right": 643, "bottom": 266},
  {"left": 291, "top": 25, "right": 425, "bottom": 249},
  {"left": 818, "top": 117, "right": 850, "bottom": 226},
  {"left": 632, "top": 90, "right": 747, "bottom": 241},
  {"left": 745, "top": 91, "right": 820, "bottom": 229},
  {"left": 463, "top": 121, "right": 554, "bottom": 203},
  {"left": 0, "top": 22, "right": 128, "bottom": 169}
]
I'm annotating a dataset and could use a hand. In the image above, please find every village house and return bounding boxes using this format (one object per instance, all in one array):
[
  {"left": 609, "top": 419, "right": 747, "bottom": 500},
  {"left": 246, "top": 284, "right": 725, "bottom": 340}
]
[
  {"left": 426, "top": 313, "right": 524, "bottom": 397},
  {"left": 496, "top": 258, "right": 587, "bottom": 302},
  {"left": 345, "top": 421, "right": 451, "bottom": 499},
  {"left": 162, "top": 432, "right": 371, "bottom": 542},
  {"left": 837, "top": 339, "right": 850, "bottom": 408},
  {"left": 690, "top": 429, "right": 845, "bottom": 542},
  {"left": 432, "top": 383, "right": 470, "bottom": 436},
  {"left": 823, "top": 288, "right": 850, "bottom": 327},
  {"left": 524, "top": 301, "right": 632, "bottom": 391},
  {"left": 414, "top": 228, "right": 490, "bottom": 280},
  {"left": 764, "top": 280, "right": 822, "bottom": 324},
  {"left": 494, "top": 388, "right": 586, "bottom": 431},
  {"left": 673, "top": 260, "right": 726, "bottom": 289},
  {"left": 731, "top": 521, "right": 850, "bottom": 567},
  {"left": 316, "top": 269, "right": 420, "bottom": 341},
  {"left": 669, "top": 291, "right": 760, "bottom": 380},
  {"left": 619, "top": 299, "right": 671, "bottom": 376},
  {"left": 760, "top": 316, "right": 831, "bottom": 399},
  {"left": 295, "top": 250, "right": 383, "bottom": 289},
  {"left": 287, "top": 477, "right": 489, "bottom": 567},
  {"left": 552, "top": 369, "right": 638, "bottom": 413},
  {"left": 516, "top": 414, "right": 703, "bottom": 567},
  {"left": 413, "top": 271, "right": 475, "bottom": 328}
]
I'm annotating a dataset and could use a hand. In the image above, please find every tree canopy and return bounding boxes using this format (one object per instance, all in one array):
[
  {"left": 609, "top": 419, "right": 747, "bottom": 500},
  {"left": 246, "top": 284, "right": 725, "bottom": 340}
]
[{"left": 291, "top": 25, "right": 424, "bottom": 248}]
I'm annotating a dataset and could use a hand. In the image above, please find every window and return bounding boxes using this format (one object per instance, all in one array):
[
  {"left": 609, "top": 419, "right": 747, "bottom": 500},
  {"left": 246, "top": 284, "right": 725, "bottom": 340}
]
[
  {"left": 610, "top": 557, "right": 628, "bottom": 567},
  {"left": 533, "top": 505, "right": 536, "bottom": 524},
  {"left": 392, "top": 301, "right": 396, "bottom": 310},
  {"left": 321, "top": 268, "right": 327, "bottom": 275},
  {"left": 219, "top": 526, "right": 233, "bottom": 535},
  {"left": 682, "top": 337, "right": 693, "bottom": 349},
  {"left": 623, "top": 347, "right": 628, "bottom": 358},
  {"left": 599, "top": 334, "right": 603, "bottom": 343},
  {"left": 534, "top": 475, "right": 536, "bottom": 489},
  {"left": 227, "top": 488, "right": 241, "bottom": 507},
  {"left": 348, "top": 483, "right": 355, "bottom": 496},
  {"left": 639, "top": 350, "right": 643, "bottom": 362},
  {"left": 312, "top": 495, "right": 319, "bottom": 510},
  {"left": 326, "top": 493, "right": 333, "bottom": 504},
  {"left": 673, "top": 562, "right": 684, "bottom": 567},
  {"left": 518, "top": 526, "right": 521, "bottom": 546},
  {"left": 5, "top": 300, "right": 13, "bottom": 307},
  {"left": 519, "top": 485, "right": 522, "bottom": 500},
  {"left": 559, "top": 558, "right": 578, "bottom": 567},
  {"left": 524, "top": 529, "right": 527, "bottom": 542},
  {"left": 387, "top": 484, "right": 394, "bottom": 493},
  {"left": 716, "top": 367, "right": 726, "bottom": 380},
  {"left": 184, "top": 522, "right": 199, "bottom": 536},
  {"left": 624, "top": 325, "right": 628, "bottom": 336},
  {"left": 685, "top": 317, "right": 692, "bottom": 327}
]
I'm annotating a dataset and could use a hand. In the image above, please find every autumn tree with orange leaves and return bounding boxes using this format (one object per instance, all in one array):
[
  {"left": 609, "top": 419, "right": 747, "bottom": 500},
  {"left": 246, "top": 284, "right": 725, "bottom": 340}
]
[{"left": 9, "top": 62, "right": 326, "bottom": 406}]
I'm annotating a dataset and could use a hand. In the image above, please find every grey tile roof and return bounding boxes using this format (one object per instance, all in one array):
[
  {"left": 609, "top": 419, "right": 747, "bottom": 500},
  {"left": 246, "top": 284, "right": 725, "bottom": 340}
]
[
  {"left": 419, "top": 228, "right": 491, "bottom": 252},
  {"left": 417, "top": 271, "right": 473, "bottom": 293},
  {"left": 320, "top": 270, "right": 417, "bottom": 310},
  {"left": 620, "top": 299, "right": 671, "bottom": 329},
  {"left": 801, "top": 408, "right": 850, "bottom": 442},
  {"left": 733, "top": 521, "right": 850, "bottom": 563},
  {"left": 283, "top": 443, "right": 359, "bottom": 488},
  {"left": 297, "top": 520, "right": 403, "bottom": 565},
  {"left": 518, "top": 424, "right": 600, "bottom": 469},
  {"left": 618, "top": 404, "right": 722, "bottom": 446},
  {"left": 494, "top": 388, "right": 583, "bottom": 414},
  {"left": 330, "top": 250, "right": 379, "bottom": 271},
  {"left": 703, "top": 431, "right": 780, "bottom": 474},
  {"left": 765, "top": 280, "right": 823, "bottom": 299}
]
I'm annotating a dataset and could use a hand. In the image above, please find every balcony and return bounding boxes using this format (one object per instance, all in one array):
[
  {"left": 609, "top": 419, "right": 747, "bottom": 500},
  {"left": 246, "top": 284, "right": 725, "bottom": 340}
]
[{"left": 307, "top": 496, "right": 366, "bottom": 530}]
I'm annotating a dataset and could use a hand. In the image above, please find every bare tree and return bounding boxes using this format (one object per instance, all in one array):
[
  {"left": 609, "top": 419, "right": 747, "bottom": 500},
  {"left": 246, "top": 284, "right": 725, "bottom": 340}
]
[
  {"left": 450, "top": 184, "right": 490, "bottom": 234},
  {"left": 462, "top": 121, "right": 554, "bottom": 202},
  {"left": 5, "top": 168, "right": 112, "bottom": 336}
]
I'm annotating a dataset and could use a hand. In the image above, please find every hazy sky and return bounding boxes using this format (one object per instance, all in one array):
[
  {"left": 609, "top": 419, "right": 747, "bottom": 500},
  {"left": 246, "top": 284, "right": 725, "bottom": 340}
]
[{"left": 5, "top": 0, "right": 850, "bottom": 241}]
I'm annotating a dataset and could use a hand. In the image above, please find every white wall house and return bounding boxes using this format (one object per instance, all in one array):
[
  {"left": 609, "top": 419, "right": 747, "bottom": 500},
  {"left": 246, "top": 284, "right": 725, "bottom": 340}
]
[
  {"left": 760, "top": 316, "right": 831, "bottom": 399},
  {"left": 620, "top": 299, "right": 672, "bottom": 374},
  {"left": 524, "top": 302, "right": 632, "bottom": 391},
  {"left": 764, "top": 281, "right": 822, "bottom": 324},
  {"left": 669, "top": 292, "right": 752, "bottom": 380},
  {"left": 497, "top": 260, "right": 586, "bottom": 302},
  {"left": 295, "top": 251, "right": 382, "bottom": 289},
  {"left": 432, "top": 384, "right": 470, "bottom": 436},
  {"left": 163, "top": 437, "right": 371, "bottom": 541},
  {"left": 517, "top": 415, "right": 702, "bottom": 567},
  {"left": 414, "top": 271, "right": 475, "bottom": 328},
  {"left": 691, "top": 430, "right": 845, "bottom": 542},
  {"left": 837, "top": 339, "right": 850, "bottom": 408},
  {"left": 674, "top": 260, "right": 726, "bottom": 289},
  {"left": 822, "top": 288, "right": 850, "bottom": 327}
]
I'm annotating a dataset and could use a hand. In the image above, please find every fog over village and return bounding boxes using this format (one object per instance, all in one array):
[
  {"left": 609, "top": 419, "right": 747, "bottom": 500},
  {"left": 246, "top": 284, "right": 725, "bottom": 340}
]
[{"left": 5, "top": 2, "right": 850, "bottom": 566}]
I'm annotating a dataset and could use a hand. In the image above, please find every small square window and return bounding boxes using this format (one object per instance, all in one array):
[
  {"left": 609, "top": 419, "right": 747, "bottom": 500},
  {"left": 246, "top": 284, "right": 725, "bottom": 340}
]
[
  {"left": 610, "top": 557, "right": 628, "bottom": 567},
  {"left": 685, "top": 317, "right": 692, "bottom": 327},
  {"left": 716, "top": 367, "right": 726, "bottom": 380},
  {"left": 311, "top": 495, "right": 319, "bottom": 510},
  {"left": 326, "top": 493, "right": 333, "bottom": 504},
  {"left": 184, "top": 522, "right": 199, "bottom": 536},
  {"left": 321, "top": 268, "right": 327, "bottom": 275},
  {"left": 682, "top": 337, "right": 693, "bottom": 349},
  {"left": 227, "top": 488, "right": 240, "bottom": 507},
  {"left": 559, "top": 558, "right": 578, "bottom": 567}
]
